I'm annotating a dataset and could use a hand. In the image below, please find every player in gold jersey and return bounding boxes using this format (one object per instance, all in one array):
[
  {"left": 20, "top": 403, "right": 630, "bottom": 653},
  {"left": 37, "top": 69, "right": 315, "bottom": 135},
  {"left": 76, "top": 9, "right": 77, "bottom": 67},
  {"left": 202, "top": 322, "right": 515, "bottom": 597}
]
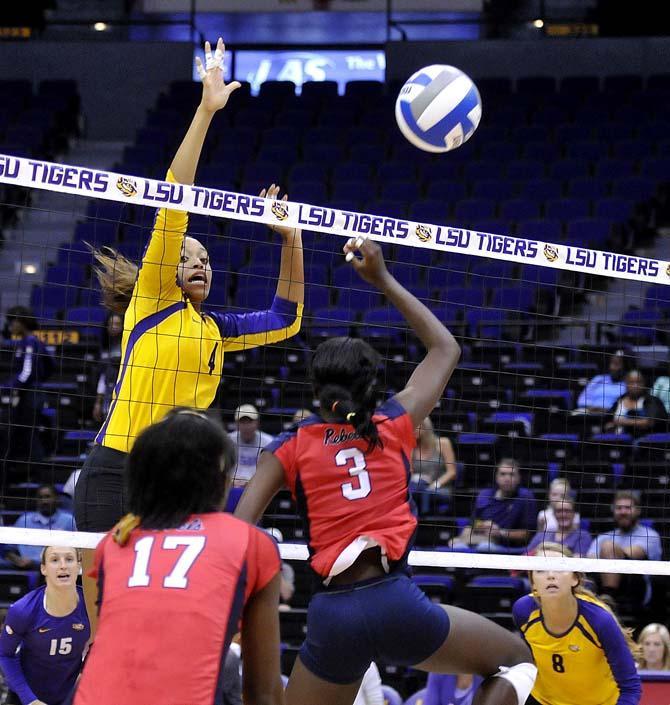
[{"left": 513, "top": 543, "right": 640, "bottom": 705}]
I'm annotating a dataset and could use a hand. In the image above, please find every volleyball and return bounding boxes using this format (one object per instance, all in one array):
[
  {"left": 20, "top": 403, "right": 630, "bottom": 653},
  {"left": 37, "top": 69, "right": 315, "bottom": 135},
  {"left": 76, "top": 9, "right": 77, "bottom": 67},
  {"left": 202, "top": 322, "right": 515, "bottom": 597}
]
[{"left": 395, "top": 64, "right": 482, "bottom": 153}]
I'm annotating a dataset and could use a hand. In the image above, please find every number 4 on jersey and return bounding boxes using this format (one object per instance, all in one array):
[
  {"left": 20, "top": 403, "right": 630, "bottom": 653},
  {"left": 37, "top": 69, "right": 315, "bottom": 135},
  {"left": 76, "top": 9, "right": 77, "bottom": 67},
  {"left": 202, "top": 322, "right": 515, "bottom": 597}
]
[{"left": 336, "top": 448, "right": 371, "bottom": 500}]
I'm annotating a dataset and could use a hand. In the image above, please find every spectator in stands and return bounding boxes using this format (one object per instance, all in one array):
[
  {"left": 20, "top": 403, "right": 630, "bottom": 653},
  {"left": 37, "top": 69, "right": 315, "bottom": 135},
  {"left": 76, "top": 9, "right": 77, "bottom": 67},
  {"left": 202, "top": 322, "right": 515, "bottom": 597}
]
[
  {"left": 576, "top": 351, "right": 627, "bottom": 412},
  {"left": 537, "top": 478, "right": 580, "bottom": 532},
  {"left": 353, "top": 662, "right": 384, "bottom": 705},
  {"left": 222, "top": 641, "right": 242, "bottom": 705},
  {"left": 91, "top": 311, "right": 123, "bottom": 424},
  {"left": 637, "top": 623, "right": 670, "bottom": 671},
  {"left": 411, "top": 416, "right": 457, "bottom": 513},
  {"left": 425, "top": 673, "right": 483, "bottom": 705},
  {"left": 604, "top": 370, "right": 668, "bottom": 436},
  {"left": 1, "top": 305, "right": 53, "bottom": 470},
  {"left": 651, "top": 363, "right": 670, "bottom": 415},
  {"left": 451, "top": 458, "right": 536, "bottom": 552},
  {"left": 2, "top": 485, "right": 75, "bottom": 570},
  {"left": 587, "top": 490, "right": 662, "bottom": 608},
  {"left": 228, "top": 404, "right": 274, "bottom": 486},
  {"left": 527, "top": 500, "right": 592, "bottom": 557}
]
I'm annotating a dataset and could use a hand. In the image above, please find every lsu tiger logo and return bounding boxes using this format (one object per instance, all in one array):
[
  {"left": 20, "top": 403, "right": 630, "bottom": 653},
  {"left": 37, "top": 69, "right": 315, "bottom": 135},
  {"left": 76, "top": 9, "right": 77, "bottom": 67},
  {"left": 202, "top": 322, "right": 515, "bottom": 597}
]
[
  {"left": 666, "top": 263, "right": 670, "bottom": 278},
  {"left": 543, "top": 244, "right": 559, "bottom": 262},
  {"left": 415, "top": 224, "right": 432, "bottom": 243},
  {"left": 116, "top": 177, "right": 138, "bottom": 197},
  {"left": 271, "top": 201, "right": 289, "bottom": 221},
  {"left": 72, "top": 623, "right": 86, "bottom": 631}
]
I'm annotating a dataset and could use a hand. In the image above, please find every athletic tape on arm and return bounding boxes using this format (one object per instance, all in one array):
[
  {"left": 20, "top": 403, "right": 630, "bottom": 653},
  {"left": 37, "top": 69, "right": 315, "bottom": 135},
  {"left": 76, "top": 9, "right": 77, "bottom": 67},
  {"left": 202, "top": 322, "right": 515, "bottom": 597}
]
[{"left": 1, "top": 153, "right": 668, "bottom": 285}]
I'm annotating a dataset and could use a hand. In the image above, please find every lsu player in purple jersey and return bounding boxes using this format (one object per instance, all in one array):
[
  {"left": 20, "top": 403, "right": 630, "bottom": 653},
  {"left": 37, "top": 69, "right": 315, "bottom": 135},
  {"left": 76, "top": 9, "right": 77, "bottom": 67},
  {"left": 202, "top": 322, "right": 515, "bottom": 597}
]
[{"left": 0, "top": 547, "right": 90, "bottom": 705}]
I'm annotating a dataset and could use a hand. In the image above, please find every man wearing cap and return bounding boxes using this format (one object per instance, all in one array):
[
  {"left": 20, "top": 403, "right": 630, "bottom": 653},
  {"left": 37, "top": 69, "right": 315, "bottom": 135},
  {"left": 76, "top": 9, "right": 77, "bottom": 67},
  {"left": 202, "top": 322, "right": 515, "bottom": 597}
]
[{"left": 228, "top": 404, "right": 275, "bottom": 486}]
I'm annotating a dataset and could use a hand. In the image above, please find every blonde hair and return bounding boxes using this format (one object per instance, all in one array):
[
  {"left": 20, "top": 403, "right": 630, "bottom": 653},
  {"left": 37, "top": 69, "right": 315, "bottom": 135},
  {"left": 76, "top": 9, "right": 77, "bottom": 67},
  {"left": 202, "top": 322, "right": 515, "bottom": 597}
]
[
  {"left": 530, "top": 542, "right": 639, "bottom": 658},
  {"left": 637, "top": 623, "right": 670, "bottom": 670},
  {"left": 89, "top": 245, "right": 139, "bottom": 314},
  {"left": 549, "top": 477, "right": 575, "bottom": 500}
]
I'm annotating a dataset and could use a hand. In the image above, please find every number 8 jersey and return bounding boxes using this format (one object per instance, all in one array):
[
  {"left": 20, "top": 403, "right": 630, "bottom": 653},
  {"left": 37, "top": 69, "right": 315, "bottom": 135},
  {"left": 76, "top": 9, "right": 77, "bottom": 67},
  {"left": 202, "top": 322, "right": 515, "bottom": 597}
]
[{"left": 267, "top": 398, "right": 418, "bottom": 581}]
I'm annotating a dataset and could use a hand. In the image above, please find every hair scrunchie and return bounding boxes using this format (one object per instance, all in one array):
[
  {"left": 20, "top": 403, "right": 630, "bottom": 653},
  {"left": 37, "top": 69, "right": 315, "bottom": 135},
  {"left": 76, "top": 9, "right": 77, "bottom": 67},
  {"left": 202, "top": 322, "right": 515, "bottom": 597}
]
[
  {"left": 112, "top": 513, "right": 141, "bottom": 546},
  {"left": 346, "top": 411, "right": 356, "bottom": 422}
]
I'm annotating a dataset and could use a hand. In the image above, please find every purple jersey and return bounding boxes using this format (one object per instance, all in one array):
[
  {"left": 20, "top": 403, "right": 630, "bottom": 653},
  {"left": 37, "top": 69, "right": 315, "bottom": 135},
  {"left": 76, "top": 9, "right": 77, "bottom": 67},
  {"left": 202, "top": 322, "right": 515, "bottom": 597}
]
[{"left": 0, "top": 585, "right": 90, "bottom": 705}]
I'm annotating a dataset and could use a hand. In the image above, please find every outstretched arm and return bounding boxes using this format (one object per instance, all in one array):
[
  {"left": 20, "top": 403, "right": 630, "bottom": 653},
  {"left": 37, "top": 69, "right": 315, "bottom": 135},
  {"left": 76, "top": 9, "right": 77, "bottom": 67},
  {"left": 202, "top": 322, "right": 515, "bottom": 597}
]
[
  {"left": 259, "top": 184, "right": 305, "bottom": 306},
  {"left": 136, "top": 38, "right": 240, "bottom": 304},
  {"left": 343, "top": 237, "right": 461, "bottom": 427}
]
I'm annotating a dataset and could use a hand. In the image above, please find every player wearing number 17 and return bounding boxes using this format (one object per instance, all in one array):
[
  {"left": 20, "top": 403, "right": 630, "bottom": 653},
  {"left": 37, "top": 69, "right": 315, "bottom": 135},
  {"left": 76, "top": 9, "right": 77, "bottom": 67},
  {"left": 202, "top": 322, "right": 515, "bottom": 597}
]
[
  {"left": 513, "top": 544, "right": 640, "bottom": 705},
  {"left": 236, "top": 238, "right": 537, "bottom": 705}
]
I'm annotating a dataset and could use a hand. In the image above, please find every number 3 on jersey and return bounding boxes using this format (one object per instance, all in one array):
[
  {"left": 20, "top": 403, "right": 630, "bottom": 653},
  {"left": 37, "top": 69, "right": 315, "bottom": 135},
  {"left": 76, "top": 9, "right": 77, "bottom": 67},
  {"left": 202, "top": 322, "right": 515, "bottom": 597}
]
[{"left": 336, "top": 448, "right": 371, "bottom": 500}]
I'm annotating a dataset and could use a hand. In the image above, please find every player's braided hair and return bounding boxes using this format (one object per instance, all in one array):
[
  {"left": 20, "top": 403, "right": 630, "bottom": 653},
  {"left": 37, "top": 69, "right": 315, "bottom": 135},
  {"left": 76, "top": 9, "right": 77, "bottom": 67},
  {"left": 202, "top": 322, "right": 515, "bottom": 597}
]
[{"left": 311, "top": 337, "right": 383, "bottom": 453}]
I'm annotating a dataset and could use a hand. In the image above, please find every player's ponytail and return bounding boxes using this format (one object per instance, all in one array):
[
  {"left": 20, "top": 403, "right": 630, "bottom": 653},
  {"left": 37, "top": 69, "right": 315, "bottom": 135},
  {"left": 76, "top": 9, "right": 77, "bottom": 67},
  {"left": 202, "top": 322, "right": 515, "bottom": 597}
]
[
  {"left": 88, "top": 244, "right": 138, "bottom": 314},
  {"left": 311, "top": 337, "right": 382, "bottom": 453}
]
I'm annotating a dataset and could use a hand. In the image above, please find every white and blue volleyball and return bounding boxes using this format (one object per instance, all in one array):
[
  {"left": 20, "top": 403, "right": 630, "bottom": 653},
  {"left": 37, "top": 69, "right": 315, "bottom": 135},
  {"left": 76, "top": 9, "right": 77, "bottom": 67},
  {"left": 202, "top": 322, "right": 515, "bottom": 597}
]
[{"left": 395, "top": 65, "right": 482, "bottom": 153}]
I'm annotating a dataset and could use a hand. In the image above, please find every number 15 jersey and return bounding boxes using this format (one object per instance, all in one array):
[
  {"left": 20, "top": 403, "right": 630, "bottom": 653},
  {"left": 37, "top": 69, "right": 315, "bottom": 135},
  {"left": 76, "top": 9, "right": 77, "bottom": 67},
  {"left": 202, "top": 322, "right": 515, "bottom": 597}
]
[{"left": 267, "top": 398, "right": 418, "bottom": 580}]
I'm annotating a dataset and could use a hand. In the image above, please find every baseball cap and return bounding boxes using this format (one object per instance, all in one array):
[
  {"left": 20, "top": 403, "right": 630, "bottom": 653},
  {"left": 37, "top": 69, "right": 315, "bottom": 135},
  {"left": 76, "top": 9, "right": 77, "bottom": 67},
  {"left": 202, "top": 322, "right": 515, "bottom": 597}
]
[{"left": 234, "top": 403, "right": 259, "bottom": 421}]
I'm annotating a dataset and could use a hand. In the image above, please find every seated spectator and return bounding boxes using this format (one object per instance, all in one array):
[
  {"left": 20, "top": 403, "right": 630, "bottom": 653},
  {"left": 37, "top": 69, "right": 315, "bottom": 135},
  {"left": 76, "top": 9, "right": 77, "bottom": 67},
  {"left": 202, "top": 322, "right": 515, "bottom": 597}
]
[
  {"left": 425, "top": 673, "right": 483, "bottom": 705},
  {"left": 352, "top": 662, "right": 384, "bottom": 705},
  {"left": 527, "top": 500, "right": 592, "bottom": 557},
  {"left": 605, "top": 370, "right": 668, "bottom": 436},
  {"left": 228, "top": 404, "right": 274, "bottom": 486},
  {"left": 411, "top": 416, "right": 456, "bottom": 513},
  {"left": 2, "top": 485, "right": 76, "bottom": 570},
  {"left": 451, "top": 458, "right": 536, "bottom": 552},
  {"left": 91, "top": 312, "right": 123, "bottom": 423},
  {"left": 587, "top": 490, "right": 662, "bottom": 608},
  {"left": 652, "top": 362, "right": 670, "bottom": 415},
  {"left": 637, "top": 623, "right": 670, "bottom": 671},
  {"left": 537, "top": 477, "right": 580, "bottom": 532},
  {"left": 576, "top": 351, "right": 628, "bottom": 412},
  {"left": 265, "top": 528, "right": 295, "bottom": 612}
]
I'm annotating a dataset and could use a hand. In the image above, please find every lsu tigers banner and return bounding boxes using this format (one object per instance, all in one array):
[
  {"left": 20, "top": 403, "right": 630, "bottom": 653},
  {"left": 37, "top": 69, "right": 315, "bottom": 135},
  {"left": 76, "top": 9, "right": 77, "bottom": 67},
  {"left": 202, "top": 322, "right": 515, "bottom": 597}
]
[{"left": 1, "top": 152, "right": 669, "bottom": 286}]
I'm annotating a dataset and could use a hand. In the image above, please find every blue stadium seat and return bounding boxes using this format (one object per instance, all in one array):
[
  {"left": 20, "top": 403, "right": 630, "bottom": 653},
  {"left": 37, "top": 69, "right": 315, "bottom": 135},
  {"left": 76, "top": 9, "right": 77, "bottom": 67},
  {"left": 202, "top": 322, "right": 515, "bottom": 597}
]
[
  {"left": 304, "top": 285, "right": 330, "bottom": 311},
  {"left": 234, "top": 285, "right": 273, "bottom": 311},
  {"left": 308, "top": 307, "right": 352, "bottom": 338},
  {"left": 471, "top": 260, "right": 515, "bottom": 280},
  {"left": 379, "top": 179, "right": 420, "bottom": 202},
  {"left": 560, "top": 75, "right": 600, "bottom": 94},
  {"left": 522, "top": 141, "right": 561, "bottom": 162},
  {"left": 300, "top": 80, "right": 339, "bottom": 103},
  {"left": 360, "top": 307, "right": 407, "bottom": 340},
  {"left": 425, "top": 268, "right": 467, "bottom": 291},
  {"left": 463, "top": 161, "right": 505, "bottom": 181},
  {"left": 331, "top": 179, "right": 373, "bottom": 203},
  {"left": 421, "top": 161, "right": 463, "bottom": 182},
  {"left": 74, "top": 221, "right": 118, "bottom": 245},
  {"left": 506, "top": 160, "right": 545, "bottom": 180},
  {"left": 465, "top": 309, "right": 507, "bottom": 339},
  {"left": 365, "top": 199, "right": 408, "bottom": 220},
  {"left": 545, "top": 198, "right": 591, "bottom": 221},
  {"left": 490, "top": 285, "right": 539, "bottom": 312},
  {"left": 595, "top": 198, "right": 635, "bottom": 221},
  {"left": 443, "top": 287, "right": 485, "bottom": 308},
  {"left": 331, "top": 161, "right": 373, "bottom": 182},
  {"left": 550, "top": 159, "right": 591, "bottom": 181},
  {"left": 499, "top": 199, "right": 540, "bottom": 221},
  {"left": 424, "top": 181, "right": 468, "bottom": 202},
  {"left": 594, "top": 159, "right": 636, "bottom": 179},
  {"left": 291, "top": 180, "right": 328, "bottom": 204},
  {"left": 45, "top": 265, "right": 84, "bottom": 288},
  {"left": 516, "top": 179, "right": 562, "bottom": 202},
  {"left": 611, "top": 139, "right": 653, "bottom": 160},
  {"left": 566, "top": 178, "right": 609, "bottom": 199},
  {"left": 274, "top": 109, "right": 314, "bottom": 129},
  {"left": 643, "top": 157, "right": 670, "bottom": 180},
  {"left": 618, "top": 309, "right": 661, "bottom": 344},
  {"left": 258, "top": 80, "right": 296, "bottom": 103},
  {"left": 516, "top": 218, "right": 562, "bottom": 241},
  {"left": 644, "top": 285, "right": 670, "bottom": 312},
  {"left": 63, "top": 306, "right": 107, "bottom": 335},
  {"left": 472, "top": 180, "right": 515, "bottom": 200},
  {"left": 453, "top": 199, "right": 495, "bottom": 222},
  {"left": 564, "top": 219, "right": 611, "bottom": 248},
  {"left": 517, "top": 76, "right": 557, "bottom": 95},
  {"left": 611, "top": 177, "right": 656, "bottom": 201}
]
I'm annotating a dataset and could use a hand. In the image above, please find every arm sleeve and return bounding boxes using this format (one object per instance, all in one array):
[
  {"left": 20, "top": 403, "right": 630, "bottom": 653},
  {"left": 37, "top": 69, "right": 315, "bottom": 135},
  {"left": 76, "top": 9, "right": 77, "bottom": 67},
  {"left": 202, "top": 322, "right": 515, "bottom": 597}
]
[
  {"left": 210, "top": 296, "right": 302, "bottom": 353},
  {"left": 132, "top": 170, "right": 186, "bottom": 308},
  {"left": 511, "top": 595, "right": 533, "bottom": 631},
  {"left": 577, "top": 377, "right": 602, "bottom": 408},
  {"left": 633, "top": 528, "right": 662, "bottom": 561},
  {"left": 245, "top": 527, "right": 281, "bottom": 599},
  {"left": 594, "top": 610, "right": 641, "bottom": 705},
  {"left": 0, "top": 605, "right": 39, "bottom": 705}
]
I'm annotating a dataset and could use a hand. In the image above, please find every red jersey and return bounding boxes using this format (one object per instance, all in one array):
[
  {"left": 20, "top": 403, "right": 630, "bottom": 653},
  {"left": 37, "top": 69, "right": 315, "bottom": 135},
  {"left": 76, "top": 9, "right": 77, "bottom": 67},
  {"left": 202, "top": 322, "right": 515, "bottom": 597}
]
[
  {"left": 268, "top": 398, "right": 417, "bottom": 579},
  {"left": 74, "top": 512, "right": 279, "bottom": 705}
]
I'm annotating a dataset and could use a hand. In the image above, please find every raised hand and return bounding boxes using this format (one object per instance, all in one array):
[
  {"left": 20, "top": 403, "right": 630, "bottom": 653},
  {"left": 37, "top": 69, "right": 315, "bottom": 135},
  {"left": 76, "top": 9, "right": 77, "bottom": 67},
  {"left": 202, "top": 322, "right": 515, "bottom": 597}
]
[
  {"left": 195, "top": 38, "right": 241, "bottom": 114},
  {"left": 343, "top": 236, "right": 390, "bottom": 289},
  {"left": 260, "top": 184, "right": 298, "bottom": 242}
]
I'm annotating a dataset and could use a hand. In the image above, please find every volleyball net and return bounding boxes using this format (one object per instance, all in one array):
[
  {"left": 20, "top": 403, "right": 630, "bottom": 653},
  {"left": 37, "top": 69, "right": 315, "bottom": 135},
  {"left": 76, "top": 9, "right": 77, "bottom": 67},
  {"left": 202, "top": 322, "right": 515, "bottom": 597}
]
[{"left": 1, "top": 154, "right": 670, "bottom": 613}]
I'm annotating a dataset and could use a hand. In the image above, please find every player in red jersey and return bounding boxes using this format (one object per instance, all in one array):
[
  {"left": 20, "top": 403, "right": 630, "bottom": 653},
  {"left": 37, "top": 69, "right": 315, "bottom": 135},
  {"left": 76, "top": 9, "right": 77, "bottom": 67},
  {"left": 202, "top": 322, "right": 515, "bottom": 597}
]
[
  {"left": 236, "top": 237, "right": 537, "bottom": 705},
  {"left": 73, "top": 409, "right": 283, "bottom": 705}
]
